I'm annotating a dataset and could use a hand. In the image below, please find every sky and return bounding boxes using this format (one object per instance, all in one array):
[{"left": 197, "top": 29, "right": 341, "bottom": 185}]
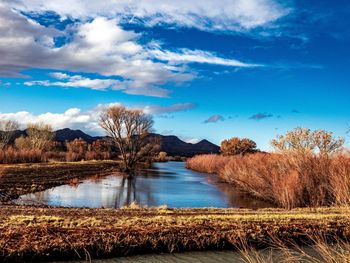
[{"left": 0, "top": 0, "right": 349, "bottom": 150}]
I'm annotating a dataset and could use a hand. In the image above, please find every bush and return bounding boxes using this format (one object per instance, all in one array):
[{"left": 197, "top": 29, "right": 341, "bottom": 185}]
[
  {"left": 154, "top": 152, "right": 168, "bottom": 162},
  {"left": 271, "top": 127, "right": 344, "bottom": 155},
  {"left": 66, "top": 138, "right": 88, "bottom": 161},
  {"left": 220, "top": 137, "right": 258, "bottom": 156},
  {"left": 65, "top": 138, "right": 112, "bottom": 162}
]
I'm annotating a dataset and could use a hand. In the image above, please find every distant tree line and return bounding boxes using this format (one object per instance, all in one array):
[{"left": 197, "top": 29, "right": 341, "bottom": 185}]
[{"left": 0, "top": 106, "right": 160, "bottom": 171}]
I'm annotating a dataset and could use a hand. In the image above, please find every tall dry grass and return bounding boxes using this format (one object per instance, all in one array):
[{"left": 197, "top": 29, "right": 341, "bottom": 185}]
[
  {"left": 187, "top": 152, "right": 350, "bottom": 208},
  {"left": 0, "top": 147, "right": 46, "bottom": 164},
  {"left": 238, "top": 234, "right": 350, "bottom": 263}
]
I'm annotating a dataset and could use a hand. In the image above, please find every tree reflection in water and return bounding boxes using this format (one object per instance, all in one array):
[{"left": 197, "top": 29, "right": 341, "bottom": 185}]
[
  {"left": 115, "top": 176, "right": 136, "bottom": 208},
  {"left": 114, "top": 172, "right": 157, "bottom": 208},
  {"left": 14, "top": 162, "right": 274, "bottom": 209}
]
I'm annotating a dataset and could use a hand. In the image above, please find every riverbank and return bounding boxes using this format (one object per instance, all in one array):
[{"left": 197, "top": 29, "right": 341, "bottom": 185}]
[
  {"left": 0, "top": 205, "right": 349, "bottom": 262},
  {"left": 187, "top": 153, "right": 350, "bottom": 208},
  {"left": 0, "top": 161, "right": 122, "bottom": 201}
]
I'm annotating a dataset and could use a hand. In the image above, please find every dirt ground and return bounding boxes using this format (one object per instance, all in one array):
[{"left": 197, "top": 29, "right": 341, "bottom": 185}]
[{"left": 0, "top": 161, "right": 121, "bottom": 201}]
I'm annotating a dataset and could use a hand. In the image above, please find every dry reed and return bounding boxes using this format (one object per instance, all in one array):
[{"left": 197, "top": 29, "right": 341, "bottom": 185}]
[{"left": 187, "top": 152, "right": 350, "bottom": 208}]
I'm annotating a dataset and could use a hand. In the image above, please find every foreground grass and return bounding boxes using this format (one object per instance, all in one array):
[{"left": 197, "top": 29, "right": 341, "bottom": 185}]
[
  {"left": 0, "top": 206, "right": 350, "bottom": 262},
  {"left": 0, "top": 160, "right": 121, "bottom": 201}
]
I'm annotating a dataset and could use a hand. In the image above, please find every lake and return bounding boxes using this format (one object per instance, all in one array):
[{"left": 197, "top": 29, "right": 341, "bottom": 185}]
[{"left": 15, "top": 161, "right": 271, "bottom": 208}]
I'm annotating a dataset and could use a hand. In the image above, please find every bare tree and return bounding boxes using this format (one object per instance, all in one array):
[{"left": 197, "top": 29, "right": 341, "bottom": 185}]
[
  {"left": 99, "top": 105, "right": 157, "bottom": 173},
  {"left": 0, "top": 120, "right": 19, "bottom": 150},
  {"left": 15, "top": 122, "right": 54, "bottom": 151},
  {"left": 271, "top": 127, "right": 344, "bottom": 155}
]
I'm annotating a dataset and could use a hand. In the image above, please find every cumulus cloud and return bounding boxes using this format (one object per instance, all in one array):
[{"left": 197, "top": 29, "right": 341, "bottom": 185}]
[
  {"left": 0, "top": 102, "right": 196, "bottom": 134},
  {"left": 0, "top": 108, "right": 93, "bottom": 132},
  {"left": 249, "top": 113, "right": 273, "bottom": 120},
  {"left": 204, "top": 115, "right": 225, "bottom": 123},
  {"left": 7, "top": 0, "right": 290, "bottom": 32},
  {"left": 0, "top": 4, "right": 264, "bottom": 97}
]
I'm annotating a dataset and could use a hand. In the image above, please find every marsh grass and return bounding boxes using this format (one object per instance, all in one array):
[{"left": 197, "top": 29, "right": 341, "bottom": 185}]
[
  {"left": 238, "top": 234, "right": 350, "bottom": 263},
  {"left": 1, "top": 206, "right": 350, "bottom": 262},
  {"left": 187, "top": 152, "right": 350, "bottom": 208},
  {"left": 0, "top": 147, "right": 46, "bottom": 164}
]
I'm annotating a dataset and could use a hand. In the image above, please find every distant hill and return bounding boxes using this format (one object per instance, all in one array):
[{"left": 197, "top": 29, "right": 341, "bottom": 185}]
[
  {"left": 6, "top": 128, "right": 220, "bottom": 157},
  {"left": 147, "top": 134, "right": 219, "bottom": 157},
  {"left": 55, "top": 128, "right": 96, "bottom": 144}
]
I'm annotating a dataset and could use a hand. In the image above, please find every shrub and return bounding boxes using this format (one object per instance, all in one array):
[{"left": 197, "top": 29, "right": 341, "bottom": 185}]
[
  {"left": 154, "top": 151, "right": 168, "bottom": 162},
  {"left": 15, "top": 136, "right": 32, "bottom": 150},
  {"left": 220, "top": 137, "right": 258, "bottom": 156},
  {"left": 66, "top": 138, "right": 88, "bottom": 161},
  {"left": 271, "top": 127, "right": 344, "bottom": 155}
]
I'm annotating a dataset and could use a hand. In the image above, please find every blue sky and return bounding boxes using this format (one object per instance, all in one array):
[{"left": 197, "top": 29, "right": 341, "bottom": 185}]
[{"left": 0, "top": 0, "right": 349, "bottom": 150}]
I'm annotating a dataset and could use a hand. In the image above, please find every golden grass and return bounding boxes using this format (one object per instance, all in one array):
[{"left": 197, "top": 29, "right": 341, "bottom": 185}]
[
  {"left": 238, "top": 235, "right": 350, "bottom": 263},
  {"left": 187, "top": 153, "right": 350, "bottom": 209},
  {"left": 1, "top": 206, "right": 350, "bottom": 262}
]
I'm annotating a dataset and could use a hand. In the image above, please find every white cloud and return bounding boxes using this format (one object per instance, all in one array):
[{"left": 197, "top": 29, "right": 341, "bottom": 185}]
[
  {"left": 25, "top": 73, "right": 122, "bottom": 91},
  {"left": 0, "top": 102, "right": 196, "bottom": 134},
  {"left": 0, "top": 108, "right": 93, "bottom": 132},
  {"left": 49, "top": 72, "right": 70, "bottom": 80},
  {"left": 150, "top": 49, "right": 262, "bottom": 67},
  {"left": 0, "top": 3, "right": 269, "bottom": 97},
  {"left": 8, "top": 0, "right": 289, "bottom": 32}
]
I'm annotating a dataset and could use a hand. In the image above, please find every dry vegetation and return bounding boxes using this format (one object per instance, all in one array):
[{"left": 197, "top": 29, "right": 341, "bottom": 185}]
[
  {"left": 99, "top": 105, "right": 159, "bottom": 172},
  {"left": 238, "top": 235, "right": 350, "bottom": 263},
  {"left": 187, "top": 128, "right": 350, "bottom": 209},
  {"left": 187, "top": 152, "right": 350, "bottom": 209},
  {"left": 0, "top": 206, "right": 350, "bottom": 262}
]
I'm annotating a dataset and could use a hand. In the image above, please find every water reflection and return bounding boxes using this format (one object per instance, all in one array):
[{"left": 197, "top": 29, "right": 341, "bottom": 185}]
[{"left": 16, "top": 162, "right": 272, "bottom": 209}]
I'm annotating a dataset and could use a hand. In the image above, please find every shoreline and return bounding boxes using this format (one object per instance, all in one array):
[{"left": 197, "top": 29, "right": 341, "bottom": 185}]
[
  {"left": 0, "top": 160, "right": 122, "bottom": 202},
  {"left": 0, "top": 205, "right": 349, "bottom": 262}
]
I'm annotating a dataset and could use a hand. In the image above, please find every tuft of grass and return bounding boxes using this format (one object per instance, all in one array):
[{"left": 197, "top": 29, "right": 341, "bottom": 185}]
[{"left": 238, "top": 234, "right": 350, "bottom": 263}]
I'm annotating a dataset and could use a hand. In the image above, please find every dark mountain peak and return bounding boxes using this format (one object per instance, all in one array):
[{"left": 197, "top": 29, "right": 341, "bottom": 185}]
[
  {"left": 196, "top": 139, "right": 211, "bottom": 145},
  {"left": 148, "top": 133, "right": 219, "bottom": 157},
  {"left": 55, "top": 128, "right": 94, "bottom": 143}
]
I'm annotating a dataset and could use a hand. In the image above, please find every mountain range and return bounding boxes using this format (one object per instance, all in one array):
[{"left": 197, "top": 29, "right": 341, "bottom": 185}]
[{"left": 9, "top": 128, "right": 220, "bottom": 157}]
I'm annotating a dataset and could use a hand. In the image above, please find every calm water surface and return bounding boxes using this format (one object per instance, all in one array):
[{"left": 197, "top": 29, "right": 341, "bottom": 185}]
[
  {"left": 56, "top": 251, "right": 246, "bottom": 263},
  {"left": 16, "top": 162, "right": 271, "bottom": 208}
]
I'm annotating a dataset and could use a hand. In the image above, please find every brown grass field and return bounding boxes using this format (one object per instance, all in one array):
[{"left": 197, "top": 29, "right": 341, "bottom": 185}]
[
  {"left": 0, "top": 161, "right": 121, "bottom": 201},
  {"left": 0, "top": 206, "right": 350, "bottom": 262}
]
